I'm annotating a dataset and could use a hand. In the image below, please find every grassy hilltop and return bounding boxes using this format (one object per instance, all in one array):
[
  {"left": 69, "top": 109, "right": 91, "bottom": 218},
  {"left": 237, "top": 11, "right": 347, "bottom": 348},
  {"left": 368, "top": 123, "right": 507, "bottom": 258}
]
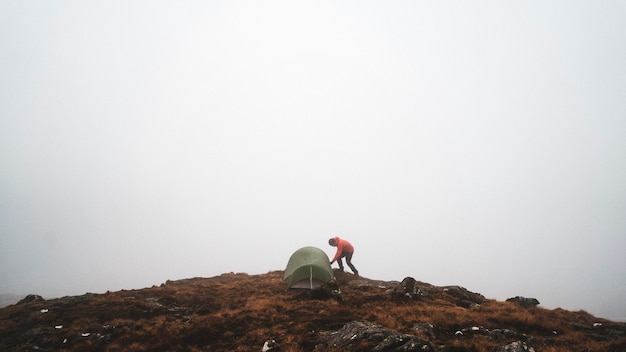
[{"left": 1, "top": 271, "right": 625, "bottom": 351}]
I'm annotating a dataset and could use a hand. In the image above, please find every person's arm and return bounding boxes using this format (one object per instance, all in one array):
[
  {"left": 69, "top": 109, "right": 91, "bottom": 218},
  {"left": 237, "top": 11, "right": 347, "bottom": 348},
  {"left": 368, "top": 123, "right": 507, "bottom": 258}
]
[{"left": 330, "top": 243, "right": 344, "bottom": 263}]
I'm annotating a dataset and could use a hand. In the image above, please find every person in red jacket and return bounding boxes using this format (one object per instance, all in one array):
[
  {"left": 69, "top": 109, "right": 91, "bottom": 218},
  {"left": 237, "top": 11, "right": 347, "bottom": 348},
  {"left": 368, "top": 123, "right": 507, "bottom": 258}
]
[{"left": 328, "top": 236, "right": 359, "bottom": 276}]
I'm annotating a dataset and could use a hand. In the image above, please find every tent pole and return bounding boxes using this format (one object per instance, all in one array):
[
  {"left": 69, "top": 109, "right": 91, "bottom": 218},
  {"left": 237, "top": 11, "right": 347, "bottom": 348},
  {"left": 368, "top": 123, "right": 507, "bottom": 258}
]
[{"left": 310, "top": 266, "right": 313, "bottom": 289}]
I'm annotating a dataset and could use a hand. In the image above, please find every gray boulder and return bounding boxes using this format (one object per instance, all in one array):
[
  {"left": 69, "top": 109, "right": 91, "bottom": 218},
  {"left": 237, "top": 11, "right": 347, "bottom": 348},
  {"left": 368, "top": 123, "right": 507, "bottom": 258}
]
[
  {"left": 412, "top": 322, "right": 436, "bottom": 339},
  {"left": 16, "top": 294, "right": 45, "bottom": 305},
  {"left": 506, "top": 296, "right": 539, "bottom": 308},
  {"left": 315, "top": 320, "right": 434, "bottom": 351},
  {"left": 496, "top": 340, "right": 535, "bottom": 352},
  {"left": 392, "top": 277, "right": 423, "bottom": 299},
  {"left": 261, "top": 339, "right": 279, "bottom": 351},
  {"left": 440, "top": 285, "right": 485, "bottom": 307}
]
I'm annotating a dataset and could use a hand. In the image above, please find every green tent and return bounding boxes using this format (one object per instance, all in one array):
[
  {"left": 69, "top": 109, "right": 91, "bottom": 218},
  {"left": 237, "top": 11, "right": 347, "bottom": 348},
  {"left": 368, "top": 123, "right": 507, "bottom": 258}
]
[{"left": 284, "top": 247, "right": 334, "bottom": 289}]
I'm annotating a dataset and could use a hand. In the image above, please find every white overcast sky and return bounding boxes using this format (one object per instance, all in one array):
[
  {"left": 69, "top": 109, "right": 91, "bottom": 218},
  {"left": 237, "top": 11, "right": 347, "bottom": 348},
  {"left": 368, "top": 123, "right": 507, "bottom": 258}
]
[{"left": 1, "top": 1, "right": 625, "bottom": 320}]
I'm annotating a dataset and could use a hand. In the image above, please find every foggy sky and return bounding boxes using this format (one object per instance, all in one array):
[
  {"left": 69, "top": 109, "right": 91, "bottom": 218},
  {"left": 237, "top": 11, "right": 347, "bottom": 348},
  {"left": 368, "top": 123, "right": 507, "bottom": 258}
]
[{"left": 1, "top": 1, "right": 625, "bottom": 320}]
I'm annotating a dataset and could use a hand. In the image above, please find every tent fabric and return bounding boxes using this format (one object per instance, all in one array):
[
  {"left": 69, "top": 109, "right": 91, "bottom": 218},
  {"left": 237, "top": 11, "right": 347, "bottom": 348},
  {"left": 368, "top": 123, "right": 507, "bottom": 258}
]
[{"left": 284, "top": 246, "right": 334, "bottom": 289}]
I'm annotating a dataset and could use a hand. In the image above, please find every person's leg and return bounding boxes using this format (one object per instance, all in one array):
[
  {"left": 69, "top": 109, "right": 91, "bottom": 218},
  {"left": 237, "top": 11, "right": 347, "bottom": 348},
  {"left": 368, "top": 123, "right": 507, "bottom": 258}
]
[
  {"left": 344, "top": 252, "right": 358, "bottom": 275},
  {"left": 337, "top": 256, "right": 345, "bottom": 271}
]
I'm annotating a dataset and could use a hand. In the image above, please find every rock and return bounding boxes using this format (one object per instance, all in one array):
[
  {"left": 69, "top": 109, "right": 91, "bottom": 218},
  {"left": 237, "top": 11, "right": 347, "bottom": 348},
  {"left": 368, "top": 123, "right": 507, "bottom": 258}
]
[
  {"left": 412, "top": 322, "right": 436, "bottom": 339},
  {"left": 16, "top": 294, "right": 45, "bottom": 305},
  {"left": 496, "top": 340, "right": 535, "bottom": 352},
  {"left": 261, "top": 339, "right": 279, "bottom": 351},
  {"left": 456, "top": 326, "right": 488, "bottom": 336},
  {"left": 440, "top": 286, "right": 485, "bottom": 307},
  {"left": 293, "top": 279, "right": 343, "bottom": 302},
  {"left": 506, "top": 296, "right": 539, "bottom": 308},
  {"left": 316, "top": 320, "right": 386, "bottom": 349},
  {"left": 373, "top": 333, "right": 431, "bottom": 351},
  {"left": 454, "top": 326, "right": 529, "bottom": 342},
  {"left": 312, "top": 279, "right": 342, "bottom": 301},
  {"left": 46, "top": 293, "right": 96, "bottom": 311},
  {"left": 392, "top": 277, "right": 423, "bottom": 299},
  {"left": 315, "top": 320, "right": 434, "bottom": 351}
]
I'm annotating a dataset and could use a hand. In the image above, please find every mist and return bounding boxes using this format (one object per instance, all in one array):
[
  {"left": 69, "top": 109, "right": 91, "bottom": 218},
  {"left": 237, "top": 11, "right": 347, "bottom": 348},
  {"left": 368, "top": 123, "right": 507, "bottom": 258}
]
[{"left": 1, "top": 1, "right": 625, "bottom": 321}]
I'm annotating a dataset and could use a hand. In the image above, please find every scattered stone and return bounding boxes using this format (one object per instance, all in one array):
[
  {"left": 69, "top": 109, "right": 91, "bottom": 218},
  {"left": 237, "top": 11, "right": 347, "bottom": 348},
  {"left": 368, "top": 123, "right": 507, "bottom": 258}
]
[
  {"left": 496, "top": 340, "right": 535, "bottom": 352},
  {"left": 457, "top": 326, "right": 488, "bottom": 336},
  {"left": 373, "top": 333, "right": 432, "bottom": 351},
  {"left": 454, "top": 326, "right": 529, "bottom": 341},
  {"left": 144, "top": 297, "right": 167, "bottom": 310},
  {"left": 311, "top": 279, "right": 342, "bottom": 301},
  {"left": 315, "top": 320, "right": 434, "bottom": 351},
  {"left": 17, "top": 294, "right": 45, "bottom": 305},
  {"left": 261, "top": 339, "right": 279, "bottom": 351},
  {"left": 506, "top": 296, "right": 539, "bottom": 308},
  {"left": 441, "top": 286, "right": 485, "bottom": 307},
  {"left": 392, "top": 277, "right": 423, "bottom": 299},
  {"left": 317, "top": 320, "right": 386, "bottom": 349},
  {"left": 96, "top": 332, "right": 112, "bottom": 343},
  {"left": 412, "top": 322, "right": 436, "bottom": 339}
]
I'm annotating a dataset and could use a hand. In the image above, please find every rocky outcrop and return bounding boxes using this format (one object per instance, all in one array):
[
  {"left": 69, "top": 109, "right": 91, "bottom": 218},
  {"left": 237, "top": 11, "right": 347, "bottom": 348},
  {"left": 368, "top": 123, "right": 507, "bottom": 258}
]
[
  {"left": 412, "top": 322, "right": 436, "bottom": 339},
  {"left": 453, "top": 326, "right": 529, "bottom": 341},
  {"left": 315, "top": 320, "right": 435, "bottom": 351},
  {"left": 496, "top": 340, "right": 535, "bottom": 352},
  {"left": 16, "top": 294, "right": 45, "bottom": 305},
  {"left": 261, "top": 339, "right": 280, "bottom": 351},
  {"left": 506, "top": 296, "right": 539, "bottom": 308},
  {"left": 391, "top": 277, "right": 423, "bottom": 299},
  {"left": 440, "top": 286, "right": 485, "bottom": 308}
]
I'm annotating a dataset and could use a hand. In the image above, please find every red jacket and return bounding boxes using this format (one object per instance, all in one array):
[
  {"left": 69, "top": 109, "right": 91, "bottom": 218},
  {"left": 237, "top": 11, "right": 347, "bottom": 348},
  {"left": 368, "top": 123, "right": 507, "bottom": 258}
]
[{"left": 331, "top": 237, "right": 354, "bottom": 262}]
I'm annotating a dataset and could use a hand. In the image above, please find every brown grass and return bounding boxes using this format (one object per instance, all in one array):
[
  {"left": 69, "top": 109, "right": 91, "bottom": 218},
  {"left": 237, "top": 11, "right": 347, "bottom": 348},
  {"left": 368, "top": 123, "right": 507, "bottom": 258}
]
[{"left": 1, "top": 271, "right": 624, "bottom": 352}]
